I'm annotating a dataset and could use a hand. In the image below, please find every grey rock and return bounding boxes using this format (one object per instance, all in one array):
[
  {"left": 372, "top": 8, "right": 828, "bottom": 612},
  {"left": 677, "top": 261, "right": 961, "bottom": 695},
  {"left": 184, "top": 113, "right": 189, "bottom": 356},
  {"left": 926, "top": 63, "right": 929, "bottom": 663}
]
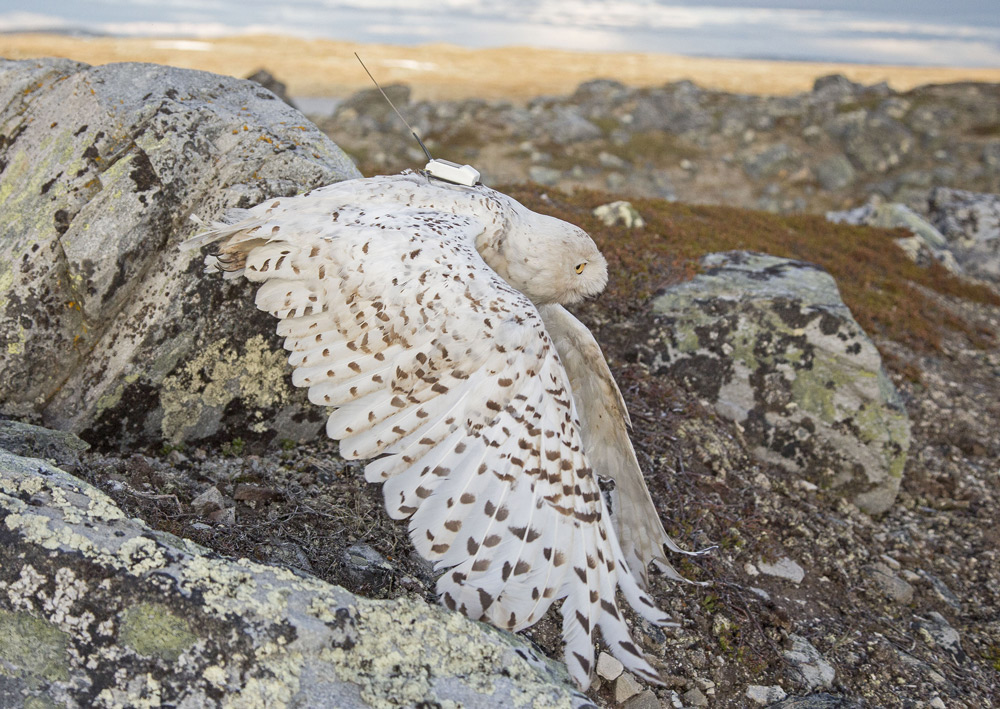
[
  {"left": 596, "top": 651, "right": 624, "bottom": 680},
  {"left": 862, "top": 563, "right": 914, "bottom": 604},
  {"left": 649, "top": 252, "right": 910, "bottom": 514},
  {"left": 758, "top": 556, "right": 805, "bottom": 584},
  {"left": 598, "top": 150, "right": 628, "bottom": 169},
  {"left": 682, "top": 687, "right": 709, "bottom": 706},
  {"left": 812, "top": 74, "right": 864, "bottom": 98},
  {"left": 918, "top": 570, "right": 962, "bottom": 610},
  {"left": 340, "top": 543, "right": 394, "bottom": 596},
  {"left": 529, "top": 165, "right": 563, "bottom": 185},
  {"left": 541, "top": 105, "right": 603, "bottom": 144},
  {"left": 907, "top": 106, "right": 957, "bottom": 137},
  {"left": 814, "top": 154, "right": 856, "bottom": 190},
  {"left": 828, "top": 201, "right": 948, "bottom": 249},
  {"left": 913, "top": 612, "right": 966, "bottom": 665},
  {"left": 0, "top": 58, "right": 360, "bottom": 448},
  {"left": 0, "top": 448, "right": 589, "bottom": 708},
  {"left": 614, "top": 672, "right": 644, "bottom": 703},
  {"left": 245, "top": 68, "right": 297, "bottom": 108},
  {"left": 983, "top": 142, "right": 1000, "bottom": 171},
  {"left": 827, "top": 201, "right": 962, "bottom": 273},
  {"left": 334, "top": 83, "right": 412, "bottom": 131},
  {"left": 630, "top": 82, "right": 712, "bottom": 135},
  {"left": 190, "top": 485, "right": 226, "bottom": 515},
  {"left": 928, "top": 187, "right": 1000, "bottom": 283},
  {"left": 827, "top": 111, "right": 913, "bottom": 174},
  {"left": 849, "top": 118, "right": 914, "bottom": 173},
  {"left": 0, "top": 420, "right": 90, "bottom": 468},
  {"left": 743, "top": 143, "right": 799, "bottom": 179},
  {"left": 622, "top": 689, "right": 661, "bottom": 709},
  {"left": 824, "top": 109, "right": 868, "bottom": 141},
  {"left": 570, "top": 78, "right": 631, "bottom": 112},
  {"left": 747, "top": 684, "right": 788, "bottom": 705},
  {"left": 784, "top": 634, "right": 835, "bottom": 690},
  {"left": 605, "top": 171, "right": 627, "bottom": 192}
]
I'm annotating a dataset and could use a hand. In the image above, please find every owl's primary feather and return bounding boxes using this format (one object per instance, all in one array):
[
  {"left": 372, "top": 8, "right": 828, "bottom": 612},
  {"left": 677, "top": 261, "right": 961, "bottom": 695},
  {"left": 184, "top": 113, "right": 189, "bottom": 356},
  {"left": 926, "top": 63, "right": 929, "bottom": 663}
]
[{"left": 183, "top": 171, "right": 693, "bottom": 689}]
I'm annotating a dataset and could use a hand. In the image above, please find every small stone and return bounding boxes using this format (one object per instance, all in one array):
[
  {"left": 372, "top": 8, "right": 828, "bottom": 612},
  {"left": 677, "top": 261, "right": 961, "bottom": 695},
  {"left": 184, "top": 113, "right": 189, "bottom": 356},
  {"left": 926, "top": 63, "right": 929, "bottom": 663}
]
[
  {"left": 663, "top": 674, "right": 689, "bottom": 688},
  {"left": 919, "top": 571, "right": 962, "bottom": 610},
  {"left": 929, "top": 697, "right": 946, "bottom": 709},
  {"left": 191, "top": 486, "right": 225, "bottom": 515},
  {"left": 913, "top": 612, "right": 966, "bottom": 664},
  {"left": 622, "top": 689, "right": 661, "bottom": 709},
  {"left": 758, "top": 556, "right": 805, "bottom": 584},
  {"left": 592, "top": 200, "right": 645, "bottom": 228},
  {"left": 879, "top": 554, "right": 901, "bottom": 570},
  {"left": 682, "top": 687, "right": 708, "bottom": 706},
  {"left": 863, "top": 563, "right": 914, "bottom": 604},
  {"left": 815, "top": 153, "right": 856, "bottom": 190},
  {"left": 605, "top": 172, "right": 627, "bottom": 192},
  {"left": 688, "top": 648, "right": 708, "bottom": 669},
  {"left": 528, "top": 165, "right": 562, "bottom": 186},
  {"left": 207, "top": 507, "right": 235, "bottom": 525},
  {"left": 596, "top": 651, "right": 624, "bottom": 680},
  {"left": 784, "top": 634, "right": 835, "bottom": 690},
  {"left": 598, "top": 150, "right": 628, "bottom": 169},
  {"left": 744, "top": 562, "right": 760, "bottom": 576},
  {"left": 233, "top": 484, "right": 283, "bottom": 504},
  {"left": 614, "top": 672, "right": 643, "bottom": 703},
  {"left": 746, "top": 684, "right": 787, "bottom": 705}
]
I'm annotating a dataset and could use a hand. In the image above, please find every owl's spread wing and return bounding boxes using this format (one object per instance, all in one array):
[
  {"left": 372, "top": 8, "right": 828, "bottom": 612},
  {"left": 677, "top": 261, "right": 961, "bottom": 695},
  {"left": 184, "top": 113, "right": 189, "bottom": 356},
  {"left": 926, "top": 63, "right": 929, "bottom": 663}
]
[
  {"left": 539, "top": 304, "right": 709, "bottom": 586},
  {"left": 185, "top": 180, "right": 671, "bottom": 688}
]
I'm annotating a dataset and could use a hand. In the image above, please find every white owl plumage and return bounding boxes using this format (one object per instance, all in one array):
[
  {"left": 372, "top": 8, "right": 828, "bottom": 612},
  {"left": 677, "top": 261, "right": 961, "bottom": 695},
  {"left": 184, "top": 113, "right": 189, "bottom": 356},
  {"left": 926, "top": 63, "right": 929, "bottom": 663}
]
[{"left": 183, "top": 171, "right": 699, "bottom": 689}]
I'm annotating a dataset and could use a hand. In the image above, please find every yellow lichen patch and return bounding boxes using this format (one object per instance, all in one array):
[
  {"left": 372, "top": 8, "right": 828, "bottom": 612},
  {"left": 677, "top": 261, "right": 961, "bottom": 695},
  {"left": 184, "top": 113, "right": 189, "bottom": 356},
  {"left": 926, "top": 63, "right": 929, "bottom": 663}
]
[
  {"left": 323, "top": 597, "right": 573, "bottom": 709},
  {"left": 116, "top": 537, "right": 168, "bottom": 575},
  {"left": 159, "top": 334, "right": 292, "bottom": 442},
  {"left": 119, "top": 602, "right": 198, "bottom": 663},
  {"left": 0, "top": 608, "right": 71, "bottom": 683},
  {"left": 202, "top": 664, "right": 229, "bottom": 689}
]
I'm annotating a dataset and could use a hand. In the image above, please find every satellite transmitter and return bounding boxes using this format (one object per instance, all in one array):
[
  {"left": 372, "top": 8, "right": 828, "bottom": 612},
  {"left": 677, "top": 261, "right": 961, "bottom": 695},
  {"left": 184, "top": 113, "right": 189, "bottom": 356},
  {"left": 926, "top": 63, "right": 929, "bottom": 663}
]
[{"left": 355, "top": 53, "right": 481, "bottom": 187}]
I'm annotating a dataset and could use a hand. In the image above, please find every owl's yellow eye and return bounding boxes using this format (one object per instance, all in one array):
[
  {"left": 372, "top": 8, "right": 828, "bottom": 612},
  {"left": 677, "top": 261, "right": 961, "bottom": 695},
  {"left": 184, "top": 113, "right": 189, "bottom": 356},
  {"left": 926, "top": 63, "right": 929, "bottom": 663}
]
[{"left": 575, "top": 263, "right": 587, "bottom": 274}]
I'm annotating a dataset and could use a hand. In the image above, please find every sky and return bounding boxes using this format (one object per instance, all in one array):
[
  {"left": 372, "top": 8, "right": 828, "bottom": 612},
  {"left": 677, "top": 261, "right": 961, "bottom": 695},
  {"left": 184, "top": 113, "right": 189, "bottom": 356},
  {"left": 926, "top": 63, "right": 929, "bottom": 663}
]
[{"left": 2, "top": 0, "right": 999, "bottom": 67}]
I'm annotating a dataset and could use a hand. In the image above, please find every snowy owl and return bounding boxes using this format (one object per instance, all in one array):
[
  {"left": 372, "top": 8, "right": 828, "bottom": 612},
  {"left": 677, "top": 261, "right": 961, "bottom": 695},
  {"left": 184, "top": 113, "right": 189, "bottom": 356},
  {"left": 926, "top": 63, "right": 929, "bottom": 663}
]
[{"left": 183, "top": 171, "right": 697, "bottom": 689}]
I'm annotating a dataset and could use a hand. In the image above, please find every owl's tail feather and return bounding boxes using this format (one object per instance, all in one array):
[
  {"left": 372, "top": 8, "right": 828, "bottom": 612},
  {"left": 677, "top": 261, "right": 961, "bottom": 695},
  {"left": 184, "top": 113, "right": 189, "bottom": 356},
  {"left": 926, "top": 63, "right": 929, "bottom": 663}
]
[{"left": 181, "top": 211, "right": 268, "bottom": 277}]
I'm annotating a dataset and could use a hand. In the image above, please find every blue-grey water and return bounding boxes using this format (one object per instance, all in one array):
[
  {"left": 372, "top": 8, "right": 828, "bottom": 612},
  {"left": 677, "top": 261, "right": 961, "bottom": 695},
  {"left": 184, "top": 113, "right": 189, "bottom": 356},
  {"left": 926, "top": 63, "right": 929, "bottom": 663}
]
[{"left": 2, "top": 0, "right": 999, "bottom": 67}]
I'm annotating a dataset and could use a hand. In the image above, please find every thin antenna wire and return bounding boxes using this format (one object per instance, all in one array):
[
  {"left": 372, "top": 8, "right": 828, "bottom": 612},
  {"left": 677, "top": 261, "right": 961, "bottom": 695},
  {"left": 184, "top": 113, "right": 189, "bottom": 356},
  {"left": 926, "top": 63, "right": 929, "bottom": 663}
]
[{"left": 354, "top": 52, "right": 433, "bottom": 162}]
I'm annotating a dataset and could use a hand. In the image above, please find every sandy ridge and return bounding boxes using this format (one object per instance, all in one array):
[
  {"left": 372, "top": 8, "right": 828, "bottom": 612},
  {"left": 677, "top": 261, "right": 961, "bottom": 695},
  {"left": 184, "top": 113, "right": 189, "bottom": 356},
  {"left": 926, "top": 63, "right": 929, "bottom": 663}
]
[{"left": 3, "top": 32, "right": 1000, "bottom": 101}]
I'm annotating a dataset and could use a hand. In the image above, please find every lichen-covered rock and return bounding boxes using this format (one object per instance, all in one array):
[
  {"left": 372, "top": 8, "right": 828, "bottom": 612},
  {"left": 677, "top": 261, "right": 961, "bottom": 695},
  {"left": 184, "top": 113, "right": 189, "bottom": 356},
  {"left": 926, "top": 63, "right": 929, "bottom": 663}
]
[
  {"left": 826, "top": 200, "right": 962, "bottom": 274},
  {"left": 927, "top": 187, "right": 1000, "bottom": 284},
  {"left": 647, "top": 251, "right": 910, "bottom": 514},
  {"left": 0, "top": 58, "right": 361, "bottom": 448},
  {"left": 0, "top": 420, "right": 90, "bottom": 470},
  {"left": 0, "top": 448, "right": 590, "bottom": 708}
]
